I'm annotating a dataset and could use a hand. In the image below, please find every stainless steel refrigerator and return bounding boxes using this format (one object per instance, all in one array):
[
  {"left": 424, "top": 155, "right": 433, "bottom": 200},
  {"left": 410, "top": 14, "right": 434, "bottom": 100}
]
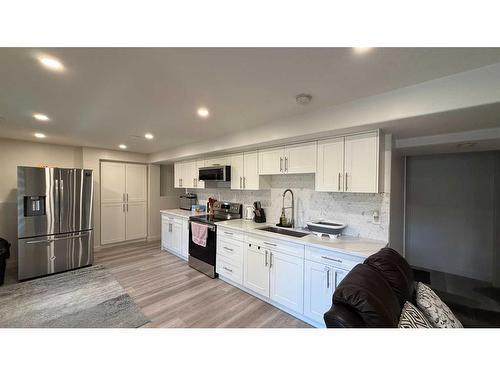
[{"left": 17, "top": 167, "right": 94, "bottom": 280}]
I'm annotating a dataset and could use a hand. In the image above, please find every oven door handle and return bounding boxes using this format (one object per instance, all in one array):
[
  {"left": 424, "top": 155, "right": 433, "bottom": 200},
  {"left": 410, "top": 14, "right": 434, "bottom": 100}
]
[{"left": 191, "top": 221, "right": 216, "bottom": 231}]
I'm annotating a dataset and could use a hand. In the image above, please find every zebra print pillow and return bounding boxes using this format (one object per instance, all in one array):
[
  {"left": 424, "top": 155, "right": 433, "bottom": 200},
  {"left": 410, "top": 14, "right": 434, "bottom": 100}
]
[{"left": 398, "top": 301, "right": 433, "bottom": 328}]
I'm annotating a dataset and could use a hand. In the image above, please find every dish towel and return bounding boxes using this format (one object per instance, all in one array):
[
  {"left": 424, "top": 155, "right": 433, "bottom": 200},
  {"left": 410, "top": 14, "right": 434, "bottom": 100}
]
[{"left": 191, "top": 222, "right": 208, "bottom": 247}]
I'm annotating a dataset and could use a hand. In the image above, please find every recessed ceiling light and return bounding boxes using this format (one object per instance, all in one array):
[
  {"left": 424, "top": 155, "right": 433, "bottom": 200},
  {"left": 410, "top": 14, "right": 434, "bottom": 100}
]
[
  {"left": 119, "top": 144, "right": 127, "bottom": 149},
  {"left": 353, "top": 47, "right": 373, "bottom": 54},
  {"left": 197, "top": 107, "right": 210, "bottom": 118},
  {"left": 34, "top": 133, "right": 46, "bottom": 139},
  {"left": 145, "top": 133, "right": 154, "bottom": 140},
  {"left": 37, "top": 55, "right": 65, "bottom": 71},
  {"left": 33, "top": 113, "right": 50, "bottom": 122}
]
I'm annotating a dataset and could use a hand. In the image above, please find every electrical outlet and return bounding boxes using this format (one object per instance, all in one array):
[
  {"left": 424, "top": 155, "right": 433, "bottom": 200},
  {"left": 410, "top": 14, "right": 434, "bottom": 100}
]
[{"left": 372, "top": 210, "right": 381, "bottom": 224}]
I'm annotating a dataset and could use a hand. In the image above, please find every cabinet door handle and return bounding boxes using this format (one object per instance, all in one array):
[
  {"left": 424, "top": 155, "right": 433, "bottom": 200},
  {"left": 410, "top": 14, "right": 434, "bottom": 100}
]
[
  {"left": 126, "top": 203, "right": 128, "bottom": 212},
  {"left": 126, "top": 193, "right": 129, "bottom": 202},
  {"left": 122, "top": 203, "right": 125, "bottom": 212},
  {"left": 243, "top": 176, "right": 246, "bottom": 189},
  {"left": 240, "top": 176, "right": 242, "bottom": 189},
  {"left": 269, "top": 252, "right": 273, "bottom": 268},
  {"left": 224, "top": 231, "right": 233, "bottom": 236},
  {"left": 326, "top": 267, "right": 330, "bottom": 289},
  {"left": 169, "top": 223, "right": 172, "bottom": 232},
  {"left": 265, "top": 250, "right": 268, "bottom": 267},
  {"left": 222, "top": 266, "right": 233, "bottom": 273},
  {"left": 285, "top": 157, "right": 288, "bottom": 172},
  {"left": 280, "top": 157, "right": 283, "bottom": 172},
  {"left": 338, "top": 173, "right": 341, "bottom": 191},
  {"left": 223, "top": 246, "right": 234, "bottom": 252},
  {"left": 321, "top": 255, "right": 342, "bottom": 263},
  {"left": 345, "top": 172, "right": 348, "bottom": 191},
  {"left": 264, "top": 241, "right": 277, "bottom": 247}
]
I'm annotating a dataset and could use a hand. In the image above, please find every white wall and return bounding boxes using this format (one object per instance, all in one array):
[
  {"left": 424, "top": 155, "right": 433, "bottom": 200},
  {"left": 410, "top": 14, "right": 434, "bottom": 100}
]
[
  {"left": 160, "top": 164, "right": 183, "bottom": 209},
  {"left": 389, "top": 148, "right": 405, "bottom": 253},
  {"left": 405, "top": 152, "right": 499, "bottom": 282}
]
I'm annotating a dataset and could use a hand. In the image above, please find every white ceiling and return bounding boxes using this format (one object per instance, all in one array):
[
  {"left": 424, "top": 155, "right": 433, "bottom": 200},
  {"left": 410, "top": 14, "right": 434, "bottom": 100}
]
[{"left": 2, "top": 48, "right": 500, "bottom": 153}]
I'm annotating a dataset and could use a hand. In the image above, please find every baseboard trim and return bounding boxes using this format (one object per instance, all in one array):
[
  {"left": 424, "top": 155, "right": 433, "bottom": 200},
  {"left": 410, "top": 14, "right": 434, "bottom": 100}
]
[{"left": 147, "top": 235, "right": 160, "bottom": 242}]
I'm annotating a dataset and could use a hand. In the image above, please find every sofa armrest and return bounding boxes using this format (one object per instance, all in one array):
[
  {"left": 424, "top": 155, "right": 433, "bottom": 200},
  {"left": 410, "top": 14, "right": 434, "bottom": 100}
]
[{"left": 324, "top": 303, "right": 366, "bottom": 328}]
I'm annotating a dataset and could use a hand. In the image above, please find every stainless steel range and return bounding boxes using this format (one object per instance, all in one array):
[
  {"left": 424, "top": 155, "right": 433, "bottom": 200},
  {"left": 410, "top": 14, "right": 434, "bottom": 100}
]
[
  {"left": 188, "top": 201, "right": 242, "bottom": 278},
  {"left": 17, "top": 167, "right": 94, "bottom": 280}
]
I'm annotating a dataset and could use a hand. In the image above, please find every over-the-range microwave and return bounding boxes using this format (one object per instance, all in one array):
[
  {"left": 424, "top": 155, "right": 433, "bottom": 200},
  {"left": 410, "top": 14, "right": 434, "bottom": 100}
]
[{"left": 198, "top": 165, "right": 231, "bottom": 182}]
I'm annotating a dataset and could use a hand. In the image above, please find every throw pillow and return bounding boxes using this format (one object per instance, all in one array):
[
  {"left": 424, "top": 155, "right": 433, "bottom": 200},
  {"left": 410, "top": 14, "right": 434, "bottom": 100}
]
[
  {"left": 398, "top": 301, "right": 433, "bottom": 328},
  {"left": 415, "top": 282, "right": 463, "bottom": 328}
]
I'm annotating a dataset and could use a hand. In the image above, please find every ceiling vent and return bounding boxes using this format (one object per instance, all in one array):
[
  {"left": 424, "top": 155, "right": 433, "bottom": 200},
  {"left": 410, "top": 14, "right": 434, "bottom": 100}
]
[{"left": 295, "top": 93, "right": 312, "bottom": 105}]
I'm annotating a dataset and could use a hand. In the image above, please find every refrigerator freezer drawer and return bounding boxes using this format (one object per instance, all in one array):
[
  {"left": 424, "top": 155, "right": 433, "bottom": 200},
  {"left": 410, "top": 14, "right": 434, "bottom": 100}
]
[{"left": 18, "top": 230, "right": 93, "bottom": 280}]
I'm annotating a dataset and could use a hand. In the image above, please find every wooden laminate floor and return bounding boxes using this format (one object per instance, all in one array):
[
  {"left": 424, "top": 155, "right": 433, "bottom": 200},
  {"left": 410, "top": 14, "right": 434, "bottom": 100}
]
[{"left": 95, "top": 241, "right": 311, "bottom": 328}]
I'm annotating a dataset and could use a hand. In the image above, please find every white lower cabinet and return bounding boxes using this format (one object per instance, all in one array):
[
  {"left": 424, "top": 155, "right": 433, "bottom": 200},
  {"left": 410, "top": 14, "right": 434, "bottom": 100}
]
[
  {"left": 243, "top": 243, "right": 270, "bottom": 296},
  {"left": 243, "top": 236, "right": 304, "bottom": 315},
  {"left": 269, "top": 250, "right": 304, "bottom": 314},
  {"left": 161, "top": 214, "right": 189, "bottom": 260},
  {"left": 304, "top": 260, "right": 337, "bottom": 326}
]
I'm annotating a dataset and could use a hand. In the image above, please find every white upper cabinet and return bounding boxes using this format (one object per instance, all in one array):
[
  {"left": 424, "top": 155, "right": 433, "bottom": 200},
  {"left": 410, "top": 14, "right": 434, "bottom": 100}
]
[
  {"left": 316, "top": 137, "right": 344, "bottom": 192},
  {"left": 230, "top": 153, "right": 244, "bottom": 190},
  {"left": 284, "top": 142, "right": 317, "bottom": 174},
  {"left": 316, "top": 131, "right": 379, "bottom": 193},
  {"left": 174, "top": 160, "right": 197, "bottom": 189},
  {"left": 258, "top": 147, "right": 284, "bottom": 175},
  {"left": 242, "top": 151, "right": 260, "bottom": 190},
  {"left": 194, "top": 160, "right": 205, "bottom": 189},
  {"left": 344, "top": 132, "right": 378, "bottom": 193},
  {"left": 258, "top": 142, "right": 317, "bottom": 175},
  {"left": 231, "top": 151, "right": 263, "bottom": 190},
  {"left": 205, "top": 156, "right": 230, "bottom": 167}
]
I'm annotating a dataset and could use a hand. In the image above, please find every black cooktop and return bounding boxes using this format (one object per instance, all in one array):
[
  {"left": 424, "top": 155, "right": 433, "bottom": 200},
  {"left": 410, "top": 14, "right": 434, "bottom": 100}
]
[{"left": 190, "top": 214, "right": 237, "bottom": 223}]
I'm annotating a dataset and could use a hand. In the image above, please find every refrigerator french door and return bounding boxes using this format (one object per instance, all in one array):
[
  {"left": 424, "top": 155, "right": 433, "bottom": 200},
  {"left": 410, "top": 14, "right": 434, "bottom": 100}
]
[{"left": 17, "top": 167, "right": 94, "bottom": 280}]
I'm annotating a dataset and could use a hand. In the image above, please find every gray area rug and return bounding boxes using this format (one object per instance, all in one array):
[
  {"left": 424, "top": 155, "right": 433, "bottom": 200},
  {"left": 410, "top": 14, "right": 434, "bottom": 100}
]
[{"left": 0, "top": 265, "right": 149, "bottom": 328}]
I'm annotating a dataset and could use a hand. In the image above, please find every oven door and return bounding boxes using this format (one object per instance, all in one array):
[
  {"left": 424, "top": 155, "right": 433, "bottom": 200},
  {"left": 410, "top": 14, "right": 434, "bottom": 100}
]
[{"left": 188, "top": 221, "right": 216, "bottom": 266}]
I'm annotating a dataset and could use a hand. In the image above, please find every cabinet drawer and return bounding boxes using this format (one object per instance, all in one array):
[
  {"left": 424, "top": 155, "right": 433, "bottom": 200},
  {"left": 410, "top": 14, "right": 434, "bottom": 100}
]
[
  {"left": 216, "top": 254, "right": 243, "bottom": 285},
  {"left": 218, "top": 228, "right": 244, "bottom": 242},
  {"left": 217, "top": 237, "right": 244, "bottom": 262},
  {"left": 305, "top": 245, "right": 363, "bottom": 271},
  {"left": 246, "top": 234, "right": 304, "bottom": 259}
]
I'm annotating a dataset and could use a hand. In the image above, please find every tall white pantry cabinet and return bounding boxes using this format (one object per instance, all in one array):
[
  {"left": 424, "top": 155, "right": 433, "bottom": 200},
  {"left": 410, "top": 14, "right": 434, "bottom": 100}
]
[{"left": 100, "top": 161, "right": 148, "bottom": 245}]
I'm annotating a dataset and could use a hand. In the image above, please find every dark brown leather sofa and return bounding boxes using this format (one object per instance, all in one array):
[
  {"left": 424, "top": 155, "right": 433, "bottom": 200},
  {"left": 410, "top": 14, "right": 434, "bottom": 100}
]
[{"left": 323, "top": 247, "right": 500, "bottom": 328}]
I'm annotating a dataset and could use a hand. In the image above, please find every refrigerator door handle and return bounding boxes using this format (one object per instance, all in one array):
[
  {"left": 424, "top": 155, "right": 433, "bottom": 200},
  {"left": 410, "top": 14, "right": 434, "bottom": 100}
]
[{"left": 26, "top": 232, "right": 90, "bottom": 244}]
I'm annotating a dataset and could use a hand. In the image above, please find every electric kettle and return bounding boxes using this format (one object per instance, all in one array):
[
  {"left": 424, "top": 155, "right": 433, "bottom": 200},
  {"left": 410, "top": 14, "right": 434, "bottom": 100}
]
[{"left": 244, "top": 205, "right": 254, "bottom": 220}]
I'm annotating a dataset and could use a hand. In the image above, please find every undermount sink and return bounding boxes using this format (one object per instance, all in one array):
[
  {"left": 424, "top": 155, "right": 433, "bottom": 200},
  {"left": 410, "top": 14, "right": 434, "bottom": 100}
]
[{"left": 257, "top": 226, "right": 310, "bottom": 238}]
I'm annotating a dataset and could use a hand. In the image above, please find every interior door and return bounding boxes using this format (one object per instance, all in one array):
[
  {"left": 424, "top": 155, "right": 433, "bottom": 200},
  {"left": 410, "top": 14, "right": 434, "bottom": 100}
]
[
  {"left": 269, "top": 250, "right": 304, "bottom": 314},
  {"left": 243, "top": 243, "right": 270, "bottom": 297},
  {"left": 284, "top": 142, "right": 317, "bottom": 174},
  {"left": 101, "top": 162, "right": 126, "bottom": 244},
  {"left": 258, "top": 147, "right": 284, "bottom": 175},
  {"left": 230, "top": 153, "right": 244, "bottom": 190},
  {"left": 304, "top": 260, "right": 334, "bottom": 324},
  {"left": 344, "top": 132, "right": 378, "bottom": 193},
  {"left": 316, "top": 137, "right": 344, "bottom": 192},
  {"left": 243, "top": 151, "right": 259, "bottom": 190}
]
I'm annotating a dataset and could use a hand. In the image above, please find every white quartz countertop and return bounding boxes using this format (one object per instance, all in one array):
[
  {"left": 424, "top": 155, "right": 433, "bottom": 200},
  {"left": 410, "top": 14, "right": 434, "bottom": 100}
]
[
  {"left": 160, "top": 209, "right": 205, "bottom": 219},
  {"left": 215, "top": 219, "right": 386, "bottom": 258}
]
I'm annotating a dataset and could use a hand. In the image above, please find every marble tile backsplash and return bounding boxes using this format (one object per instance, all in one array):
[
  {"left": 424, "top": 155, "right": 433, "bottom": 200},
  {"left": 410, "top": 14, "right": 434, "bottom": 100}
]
[{"left": 188, "top": 174, "right": 389, "bottom": 241}]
